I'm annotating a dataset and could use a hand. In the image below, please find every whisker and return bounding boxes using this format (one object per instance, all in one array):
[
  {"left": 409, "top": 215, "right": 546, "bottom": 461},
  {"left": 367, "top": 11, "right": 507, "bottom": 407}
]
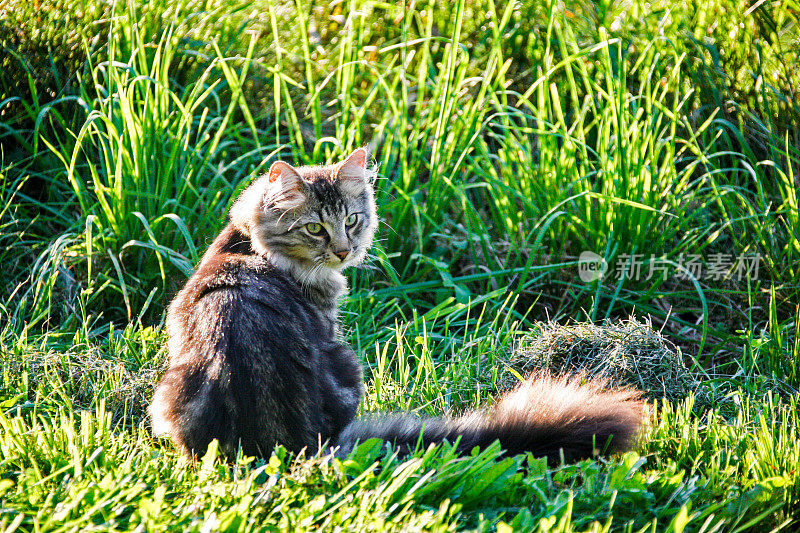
[
  {"left": 285, "top": 217, "right": 302, "bottom": 230},
  {"left": 355, "top": 263, "right": 382, "bottom": 273},
  {"left": 378, "top": 220, "right": 399, "bottom": 237}
]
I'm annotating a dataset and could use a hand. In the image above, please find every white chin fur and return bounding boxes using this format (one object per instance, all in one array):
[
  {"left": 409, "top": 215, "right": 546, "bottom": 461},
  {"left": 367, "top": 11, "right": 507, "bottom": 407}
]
[{"left": 267, "top": 251, "right": 346, "bottom": 292}]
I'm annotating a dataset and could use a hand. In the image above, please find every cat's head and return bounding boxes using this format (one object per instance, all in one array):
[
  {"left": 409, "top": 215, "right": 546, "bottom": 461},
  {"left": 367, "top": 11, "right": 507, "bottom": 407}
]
[{"left": 230, "top": 148, "right": 378, "bottom": 273}]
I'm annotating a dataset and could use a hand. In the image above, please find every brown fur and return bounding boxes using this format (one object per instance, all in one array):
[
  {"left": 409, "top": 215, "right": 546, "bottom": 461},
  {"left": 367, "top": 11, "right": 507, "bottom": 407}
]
[{"left": 337, "top": 373, "right": 644, "bottom": 464}]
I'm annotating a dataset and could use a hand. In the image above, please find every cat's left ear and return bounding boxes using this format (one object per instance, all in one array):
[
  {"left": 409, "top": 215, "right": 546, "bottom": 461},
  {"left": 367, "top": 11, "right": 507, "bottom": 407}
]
[
  {"left": 267, "top": 161, "right": 306, "bottom": 209},
  {"left": 336, "top": 148, "right": 369, "bottom": 195}
]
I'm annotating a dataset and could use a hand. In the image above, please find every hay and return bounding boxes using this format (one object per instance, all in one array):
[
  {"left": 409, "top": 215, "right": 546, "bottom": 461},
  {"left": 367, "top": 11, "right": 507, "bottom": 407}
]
[
  {"left": 4, "top": 344, "right": 160, "bottom": 422},
  {"left": 506, "top": 317, "right": 700, "bottom": 401}
]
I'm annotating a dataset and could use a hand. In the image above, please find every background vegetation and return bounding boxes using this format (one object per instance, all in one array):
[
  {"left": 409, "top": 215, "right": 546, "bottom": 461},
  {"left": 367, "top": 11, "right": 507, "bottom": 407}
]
[{"left": 1, "top": 0, "right": 798, "bottom": 530}]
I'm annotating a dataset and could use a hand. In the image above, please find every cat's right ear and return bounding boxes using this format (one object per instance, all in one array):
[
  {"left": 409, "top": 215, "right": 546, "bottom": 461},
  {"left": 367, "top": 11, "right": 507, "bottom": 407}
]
[
  {"left": 266, "top": 161, "right": 306, "bottom": 209},
  {"left": 335, "top": 148, "right": 370, "bottom": 196}
]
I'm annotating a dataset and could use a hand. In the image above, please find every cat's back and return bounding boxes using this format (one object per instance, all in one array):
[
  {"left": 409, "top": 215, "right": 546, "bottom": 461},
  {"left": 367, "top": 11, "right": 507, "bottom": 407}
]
[
  {"left": 166, "top": 224, "right": 326, "bottom": 363},
  {"left": 152, "top": 224, "right": 332, "bottom": 455}
]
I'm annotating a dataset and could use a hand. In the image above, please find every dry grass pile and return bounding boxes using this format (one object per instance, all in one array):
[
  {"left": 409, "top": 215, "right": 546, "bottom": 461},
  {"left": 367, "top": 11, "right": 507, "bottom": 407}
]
[
  {"left": 507, "top": 317, "right": 700, "bottom": 402},
  {"left": 2, "top": 342, "right": 161, "bottom": 422}
]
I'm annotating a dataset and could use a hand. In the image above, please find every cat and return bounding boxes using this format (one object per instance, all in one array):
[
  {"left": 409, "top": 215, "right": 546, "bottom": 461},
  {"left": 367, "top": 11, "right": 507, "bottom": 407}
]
[{"left": 149, "top": 148, "right": 645, "bottom": 464}]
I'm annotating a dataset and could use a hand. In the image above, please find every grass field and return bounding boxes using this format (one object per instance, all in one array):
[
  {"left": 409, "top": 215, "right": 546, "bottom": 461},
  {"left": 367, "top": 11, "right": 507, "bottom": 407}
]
[{"left": 1, "top": 0, "right": 799, "bottom": 530}]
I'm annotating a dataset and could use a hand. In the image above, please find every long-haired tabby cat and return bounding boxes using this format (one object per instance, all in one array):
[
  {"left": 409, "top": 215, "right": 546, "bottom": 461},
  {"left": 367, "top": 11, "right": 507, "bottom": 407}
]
[{"left": 149, "top": 148, "right": 645, "bottom": 463}]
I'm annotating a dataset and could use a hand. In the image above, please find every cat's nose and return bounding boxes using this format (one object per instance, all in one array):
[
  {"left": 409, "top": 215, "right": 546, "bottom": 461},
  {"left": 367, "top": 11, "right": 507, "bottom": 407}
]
[{"left": 333, "top": 249, "right": 350, "bottom": 261}]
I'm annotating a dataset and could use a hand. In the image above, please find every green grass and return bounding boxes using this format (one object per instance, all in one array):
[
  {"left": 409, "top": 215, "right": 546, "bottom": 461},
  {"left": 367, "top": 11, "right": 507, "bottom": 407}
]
[
  {"left": 0, "top": 323, "right": 797, "bottom": 531},
  {"left": 1, "top": 0, "right": 799, "bottom": 530}
]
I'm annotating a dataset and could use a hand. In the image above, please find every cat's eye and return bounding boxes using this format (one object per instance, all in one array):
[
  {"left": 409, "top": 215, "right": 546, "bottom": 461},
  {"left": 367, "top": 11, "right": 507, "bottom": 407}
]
[
  {"left": 345, "top": 213, "right": 358, "bottom": 227},
  {"left": 305, "top": 222, "right": 326, "bottom": 236}
]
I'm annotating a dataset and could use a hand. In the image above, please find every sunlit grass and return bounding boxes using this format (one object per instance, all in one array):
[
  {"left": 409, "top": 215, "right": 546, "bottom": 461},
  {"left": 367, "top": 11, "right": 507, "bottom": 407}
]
[{"left": 0, "top": 315, "right": 797, "bottom": 531}]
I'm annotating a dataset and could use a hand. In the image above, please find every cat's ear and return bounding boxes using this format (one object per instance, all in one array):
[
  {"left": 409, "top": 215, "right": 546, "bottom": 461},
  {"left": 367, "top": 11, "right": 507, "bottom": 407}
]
[
  {"left": 335, "top": 148, "right": 369, "bottom": 195},
  {"left": 266, "top": 161, "right": 306, "bottom": 209}
]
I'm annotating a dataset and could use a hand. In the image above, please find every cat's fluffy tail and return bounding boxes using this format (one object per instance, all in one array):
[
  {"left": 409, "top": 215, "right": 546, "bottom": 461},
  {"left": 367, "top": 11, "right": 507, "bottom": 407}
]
[{"left": 335, "top": 373, "right": 645, "bottom": 463}]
